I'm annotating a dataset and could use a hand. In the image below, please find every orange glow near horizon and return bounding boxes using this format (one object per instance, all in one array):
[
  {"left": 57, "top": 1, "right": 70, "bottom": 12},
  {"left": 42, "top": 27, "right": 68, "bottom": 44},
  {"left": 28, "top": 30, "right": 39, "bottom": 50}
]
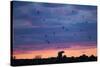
[{"left": 13, "top": 47, "right": 97, "bottom": 59}]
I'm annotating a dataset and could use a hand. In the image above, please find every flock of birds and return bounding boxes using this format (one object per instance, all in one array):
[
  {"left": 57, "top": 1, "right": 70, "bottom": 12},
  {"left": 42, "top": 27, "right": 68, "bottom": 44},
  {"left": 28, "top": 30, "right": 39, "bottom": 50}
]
[
  {"left": 35, "top": 10, "right": 92, "bottom": 44},
  {"left": 43, "top": 25, "right": 92, "bottom": 44}
]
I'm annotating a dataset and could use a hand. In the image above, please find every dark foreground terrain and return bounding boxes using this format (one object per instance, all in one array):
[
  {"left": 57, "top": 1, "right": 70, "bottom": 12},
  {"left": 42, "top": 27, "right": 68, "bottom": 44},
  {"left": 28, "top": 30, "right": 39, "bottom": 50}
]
[{"left": 11, "top": 51, "right": 97, "bottom": 66}]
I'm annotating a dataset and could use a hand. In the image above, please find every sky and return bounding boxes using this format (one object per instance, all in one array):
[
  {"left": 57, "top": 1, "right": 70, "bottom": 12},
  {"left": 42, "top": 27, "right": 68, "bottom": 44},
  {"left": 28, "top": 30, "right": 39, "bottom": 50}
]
[{"left": 12, "top": 1, "right": 97, "bottom": 59}]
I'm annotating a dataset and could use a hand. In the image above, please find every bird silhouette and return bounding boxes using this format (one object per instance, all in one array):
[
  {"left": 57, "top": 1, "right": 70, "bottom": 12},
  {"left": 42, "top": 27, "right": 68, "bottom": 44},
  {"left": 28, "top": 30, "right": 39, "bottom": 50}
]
[
  {"left": 62, "top": 26, "right": 69, "bottom": 32},
  {"left": 44, "top": 34, "right": 47, "bottom": 38},
  {"left": 62, "top": 26, "right": 65, "bottom": 30},
  {"left": 88, "top": 36, "right": 92, "bottom": 40},
  {"left": 65, "top": 28, "right": 69, "bottom": 31},
  {"left": 53, "top": 32, "right": 55, "bottom": 36},
  {"left": 79, "top": 29, "right": 83, "bottom": 31},
  {"left": 47, "top": 40, "right": 50, "bottom": 44},
  {"left": 36, "top": 10, "right": 40, "bottom": 14},
  {"left": 45, "top": 39, "right": 50, "bottom": 44}
]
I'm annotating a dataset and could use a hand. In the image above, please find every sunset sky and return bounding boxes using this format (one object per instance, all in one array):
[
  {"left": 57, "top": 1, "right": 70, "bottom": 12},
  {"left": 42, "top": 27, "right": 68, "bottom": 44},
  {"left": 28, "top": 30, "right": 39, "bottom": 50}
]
[{"left": 12, "top": 1, "right": 97, "bottom": 59}]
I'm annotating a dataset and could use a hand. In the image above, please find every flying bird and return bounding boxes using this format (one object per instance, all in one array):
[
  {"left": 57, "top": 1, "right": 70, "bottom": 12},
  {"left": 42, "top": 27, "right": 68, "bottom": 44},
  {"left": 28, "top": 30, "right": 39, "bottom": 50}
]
[
  {"left": 44, "top": 34, "right": 47, "bottom": 38},
  {"left": 46, "top": 40, "right": 50, "bottom": 44},
  {"left": 88, "top": 36, "right": 92, "bottom": 40},
  {"left": 62, "top": 26, "right": 65, "bottom": 30},
  {"left": 53, "top": 32, "right": 55, "bottom": 36},
  {"left": 36, "top": 10, "right": 41, "bottom": 14},
  {"left": 65, "top": 28, "right": 69, "bottom": 31},
  {"left": 62, "top": 26, "right": 69, "bottom": 32},
  {"left": 80, "top": 29, "right": 83, "bottom": 31}
]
